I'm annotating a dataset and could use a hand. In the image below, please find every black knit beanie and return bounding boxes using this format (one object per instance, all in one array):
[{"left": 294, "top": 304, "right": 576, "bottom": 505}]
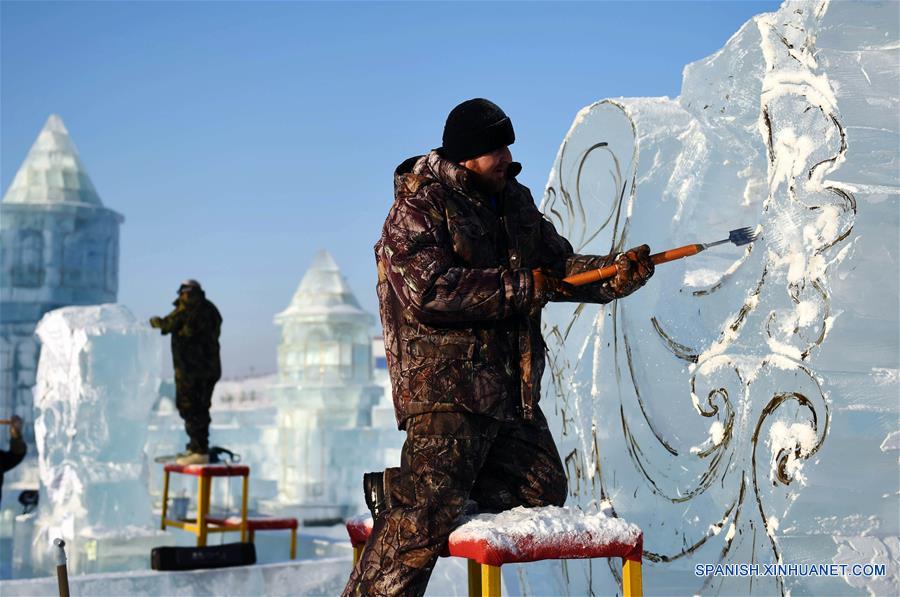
[{"left": 440, "top": 98, "right": 515, "bottom": 162}]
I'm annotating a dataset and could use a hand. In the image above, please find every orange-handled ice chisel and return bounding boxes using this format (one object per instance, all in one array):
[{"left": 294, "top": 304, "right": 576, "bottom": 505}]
[{"left": 563, "top": 227, "right": 759, "bottom": 287}]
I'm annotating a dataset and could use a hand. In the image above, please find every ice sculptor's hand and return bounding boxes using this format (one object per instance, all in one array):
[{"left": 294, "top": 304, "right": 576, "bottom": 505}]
[
  {"left": 531, "top": 268, "right": 574, "bottom": 315},
  {"left": 607, "top": 244, "right": 654, "bottom": 297}
]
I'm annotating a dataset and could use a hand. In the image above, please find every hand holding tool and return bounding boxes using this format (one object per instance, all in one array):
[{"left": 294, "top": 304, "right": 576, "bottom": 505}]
[{"left": 563, "top": 227, "right": 759, "bottom": 287}]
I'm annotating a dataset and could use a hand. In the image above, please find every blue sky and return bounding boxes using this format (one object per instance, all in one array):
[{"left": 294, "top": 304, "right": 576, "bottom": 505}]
[{"left": 1, "top": 0, "right": 778, "bottom": 377}]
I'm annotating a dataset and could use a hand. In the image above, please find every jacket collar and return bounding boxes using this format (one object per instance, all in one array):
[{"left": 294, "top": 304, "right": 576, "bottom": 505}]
[
  {"left": 420, "top": 150, "right": 519, "bottom": 212},
  {"left": 394, "top": 150, "right": 527, "bottom": 213},
  {"left": 417, "top": 150, "right": 480, "bottom": 199},
  {"left": 392, "top": 156, "right": 422, "bottom": 197},
  {"left": 393, "top": 150, "right": 485, "bottom": 205}
]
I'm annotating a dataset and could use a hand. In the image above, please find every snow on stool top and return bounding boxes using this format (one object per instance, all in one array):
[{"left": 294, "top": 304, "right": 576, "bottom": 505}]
[
  {"left": 346, "top": 513, "right": 374, "bottom": 546},
  {"left": 448, "top": 506, "right": 643, "bottom": 566},
  {"left": 346, "top": 506, "right": 642, "bottom": 565}
]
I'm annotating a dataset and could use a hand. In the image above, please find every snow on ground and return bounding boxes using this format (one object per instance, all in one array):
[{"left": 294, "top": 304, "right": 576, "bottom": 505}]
[{"left": 0, "top": 557, "right": 351, "bottom": 597}]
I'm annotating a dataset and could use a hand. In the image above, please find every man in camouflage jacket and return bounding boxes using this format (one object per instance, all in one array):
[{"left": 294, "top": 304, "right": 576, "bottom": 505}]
[
  {"left": 0, "top": 415, "right": 26, "bottom": 505},
  {"left": 344, "top": 99, "right": 654, "bottom": 596},
  {"left": 150, "top": 279, "right": 223, "bottom": 466}
]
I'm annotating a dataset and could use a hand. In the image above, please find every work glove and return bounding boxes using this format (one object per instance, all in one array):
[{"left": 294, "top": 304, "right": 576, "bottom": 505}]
[
  {"left": 149, "top": 316, "right": 163, "bottom": 329},
  {"left": 530, "top": 268, "right": 574, "bottom": 315},
  {"left": 607, "top": 244, "right": 655, "bottom": 297}
]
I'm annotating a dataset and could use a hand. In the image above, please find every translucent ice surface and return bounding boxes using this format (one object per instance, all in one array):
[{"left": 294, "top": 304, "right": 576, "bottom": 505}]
[
  {"left": 32, "top": 304, "right": 162, "bottom": 572},
  {"left": 538, "top": 1, "right": 898, "bottom": 595}
]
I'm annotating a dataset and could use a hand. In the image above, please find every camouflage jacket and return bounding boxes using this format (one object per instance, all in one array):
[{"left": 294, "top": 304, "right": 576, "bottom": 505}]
[
  {"left": 376, "top": 151, "right": 625, "bottom": 428},
  {"left": 0, "top": 436, "right": 26, "bottom": 503},
  {"left": 157, "top": 293, "right": 223, "bottom": 381}
]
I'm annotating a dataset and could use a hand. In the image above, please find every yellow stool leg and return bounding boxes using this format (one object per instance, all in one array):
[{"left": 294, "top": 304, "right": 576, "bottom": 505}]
[
  {"left": 289, "top": 528, "right": 297, "bottom": 560},
  {"left": 467, "top": 559, "right": 482, "bottom": 597},
  {"left": 352, "top": 546, "right": 363, "bottom": 565},
  {"left": 482, "top": 564, "right": 501, "bottom": 597},
  {"left": 160, "top": 470, "right": 170, "bottom": 530},
  {"left": 240, "top": 474, "right": 249, "bottom": 542},
  {"left": 623, "top": 559, "right": 643, "bottom": 597},
  {"left": 197, "top": 476, "right": 210, "bottom": 547}
]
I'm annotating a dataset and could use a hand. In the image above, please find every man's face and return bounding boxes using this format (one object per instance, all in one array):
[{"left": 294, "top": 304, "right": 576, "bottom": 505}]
[{"left": 460, "top": 146, "right": 513, "bottom": 194}]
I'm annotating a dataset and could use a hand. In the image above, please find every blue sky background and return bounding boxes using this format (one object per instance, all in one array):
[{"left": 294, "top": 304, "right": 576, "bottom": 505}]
[{"left": 2, "top": 0, "right": 778, "bottom": 377}]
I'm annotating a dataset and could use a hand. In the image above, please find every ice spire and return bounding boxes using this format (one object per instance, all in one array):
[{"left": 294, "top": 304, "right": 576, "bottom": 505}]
[
  {"left": 2, "top": 114, "right": 103, "bottom": 205},
  {"left": 275, "top": 250, "right": 371, "bottom": 323}
]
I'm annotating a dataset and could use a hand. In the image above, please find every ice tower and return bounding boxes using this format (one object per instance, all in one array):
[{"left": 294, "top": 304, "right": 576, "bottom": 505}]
[
  {"left": 0, "top": 115, "right": 123, "bottom": 447},
  {"left": 272, "top": 251, "right": 383, "bottom": 513}
]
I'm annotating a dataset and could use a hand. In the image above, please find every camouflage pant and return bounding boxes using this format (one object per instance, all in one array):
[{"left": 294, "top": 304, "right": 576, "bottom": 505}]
[
  {"left": 175, "top": 374, "right": 217, "bottom": 453},
  {"left": 343, "top": 408, "right": 566, "bottom": 597}
]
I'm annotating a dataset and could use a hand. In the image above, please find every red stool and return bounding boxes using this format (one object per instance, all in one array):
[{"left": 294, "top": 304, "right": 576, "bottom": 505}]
[
  {"left": 206, "top": 516, "right": 299, "bottom": 559},
  {"left": 347, "top": 506, "right": 643, "bottom": 597},
  {"left": 160, "top": 463, "right": 250, "bottom": 546},
  {"left": 346, "top": 514, "right": 373, "bottom": 564}
]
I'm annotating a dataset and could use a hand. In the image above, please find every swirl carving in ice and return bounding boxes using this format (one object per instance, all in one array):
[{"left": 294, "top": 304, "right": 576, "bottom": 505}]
[{"left": 531, "top": 2, "right": 895, "bottom": 595}]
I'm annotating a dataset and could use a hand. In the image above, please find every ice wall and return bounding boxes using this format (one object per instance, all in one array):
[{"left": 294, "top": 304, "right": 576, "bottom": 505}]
[
  {"left": 538, "top": 1, "right": 898, "bottom": 595},
  {"left": 32, "top": 304, "right": 162, "bottom": 573}
]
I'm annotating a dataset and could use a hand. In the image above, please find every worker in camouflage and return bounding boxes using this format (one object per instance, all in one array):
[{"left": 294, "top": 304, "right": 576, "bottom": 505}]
[
  {"left": 0, "top": 415, "right": 26, "bottom": 505},
  {"left": 150, "top": 279, "right": 223, "bottom": 466},
  {"left": 344, "top": 99, "right": 654, "bottom": 596}
]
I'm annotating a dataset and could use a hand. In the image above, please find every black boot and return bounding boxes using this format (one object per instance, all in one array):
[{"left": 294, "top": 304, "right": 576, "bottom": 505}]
[{"left": 363, "top": 471, "right": 388, "bottom": 519}]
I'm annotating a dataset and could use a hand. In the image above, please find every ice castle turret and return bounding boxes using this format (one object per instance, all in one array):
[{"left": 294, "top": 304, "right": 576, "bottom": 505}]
[
  {"left": 0, "top": 115, "right": 123, "bottom": 447},
  {"left": 274, "top": 250, "right": 376, "bottom": 402},
  {"left": 272, "top": 251, "right": 383, "bottom": 509}
]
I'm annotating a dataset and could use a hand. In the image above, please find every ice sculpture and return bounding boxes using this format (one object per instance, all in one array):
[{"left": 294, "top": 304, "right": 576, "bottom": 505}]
[
  {"left": 32, "top": 304, "right": 162, "bottom": 573},
  {"left": 271, "top": 251, "right": 400, "bottom": 517},
  {"left": 537, "top": 1, "right": 898, "bottom": 595}
]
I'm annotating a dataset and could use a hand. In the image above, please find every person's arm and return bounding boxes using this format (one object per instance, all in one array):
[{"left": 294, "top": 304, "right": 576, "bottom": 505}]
[
  {"left": 150, "top": 306, "right": 186, "bottom": 335},
  {"left": 381, "top": 194, "right": 534, "bottom": 325},
  {"left": 537, "top": 214, "right": 654, "bottom": 303}
]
